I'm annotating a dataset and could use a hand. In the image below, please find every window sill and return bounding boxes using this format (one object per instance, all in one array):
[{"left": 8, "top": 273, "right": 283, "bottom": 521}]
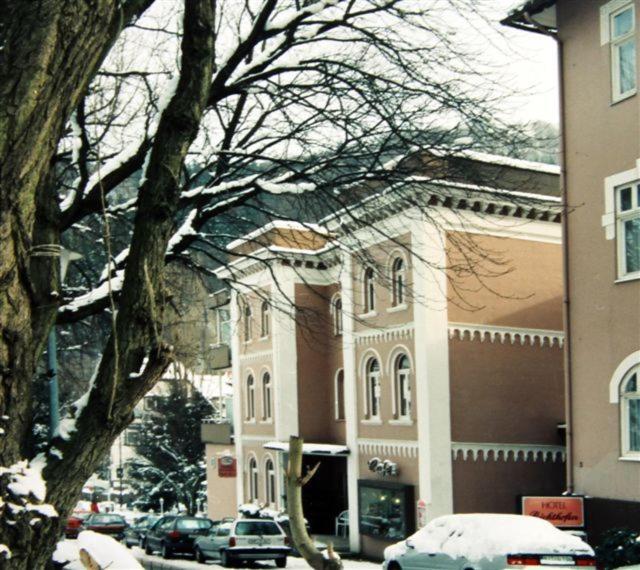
[
  {"left": 334, "top": 418, "right": 346, "bottom": 423},
  {"left": 619, "top": 455, "right": 640, "bottom": 462},
  {"left": 389, "top": 419, "right": 414, "bottom": 426},
  {"left": 616, "top": 273, "right": 640, "bottom": 284},
  {"left": 259, "top": 419, "right": 273, "bottom": 425},
  {"left": 387, "top": 304, "right": 408, "bottom": 313},
  {"left": 243, "top": 340, "right": 253, "bottom": 345},
  {"left": 244, "top": 419, "right": 257, "bottom": 424},
  {"left": 358, "top": 311, "right": 377, "bottom": 319},
  {"left": 361, "top": 418, "right": 383, "bottom": 425},
  {"left": 611, "top": 89, "right": 637, "bottom": 106},
  {"left": 259, "top": 335, "right": 269, "bottom": 341}
]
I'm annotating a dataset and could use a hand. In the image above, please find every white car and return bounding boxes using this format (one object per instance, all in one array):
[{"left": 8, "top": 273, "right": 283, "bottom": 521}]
[{"left": 384, "top": 514, "right": 595, "bottom": 570}]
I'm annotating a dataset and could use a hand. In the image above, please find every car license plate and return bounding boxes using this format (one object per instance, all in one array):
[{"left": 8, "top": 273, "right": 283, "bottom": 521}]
[
  {"left": 541, "top": 556, "right": 575, "bottom": 565},
  {"left": 248, "top": 538, "right": 262, "bottom": 545}
]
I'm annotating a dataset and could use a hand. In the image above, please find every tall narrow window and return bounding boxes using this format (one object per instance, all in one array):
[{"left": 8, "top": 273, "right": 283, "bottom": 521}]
[
  {"left": 248, "top": 456, "right": 259, "bottom": 501},
  {"left": 364, "top": 267, "right": 376, "bottom": 313},
  {"left": 265, "top": 458, "right": 276, "bottom": 505},
  {"left": 262, "top": 372, "right": 272, "bottom": 421},
  {"left": 617, "top": 184, "right": 640, "bottom": 277},
  {"left": 260, "top": 301, "right": 270, "bottom": 337},
  {"left": 393, "top": 354, "right": 411, "bottom": 420},
  {"left": 246, "top": 375, "right": 255, "bottom": 420},
  {"left": 244, "top": 304, "right": 252, "bottom": 342},
  {"left": 622, "top": 366, "right": 640, "bottom": 455},
  {"left": 335, "top": 369, "right": 345, "bottom": 421},
  {"left": 610, "top": 3, "right": 636, "bottom": 101},
  {"left": 391, "top": 257, "right": 406, "bottom": 306},
  {"left": 365, "top": 358, "right": 381, "bottom": 419},
  {"left": 333, "top": 296, "right": 343, "bottom": 336}
]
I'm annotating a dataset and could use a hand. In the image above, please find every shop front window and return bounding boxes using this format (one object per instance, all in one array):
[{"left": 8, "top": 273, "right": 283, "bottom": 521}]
[{"left": 358, "top": 480, "right": 414, "bottom": 541}]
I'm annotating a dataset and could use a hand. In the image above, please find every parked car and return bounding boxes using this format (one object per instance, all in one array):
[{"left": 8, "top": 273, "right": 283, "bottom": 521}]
[
  {"left": 64, "top": 511, "right": 92, "bottom": 539},
  {"left": 194, "top": 518, "right": 291, "bottom": 568},
  {"left": 81, "top": 513, "right": 128, "bottom": 541},
  {"left": 384, "top": 514, "right": 594, "bottom": 570},
  {"left": 123, "top": 514, "right": 160, "bottom": 548},
  {"left": 143, "top": 515, "right": 214, "bottom": 559}
]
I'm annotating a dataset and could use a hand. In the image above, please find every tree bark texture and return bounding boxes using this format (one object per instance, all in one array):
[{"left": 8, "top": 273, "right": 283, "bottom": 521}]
[
  {"left": 0, "top": 1, "right": 215, "bottom": 567},
  {"left": 286, "top": 436, "right": 343, "bottom": 570}
]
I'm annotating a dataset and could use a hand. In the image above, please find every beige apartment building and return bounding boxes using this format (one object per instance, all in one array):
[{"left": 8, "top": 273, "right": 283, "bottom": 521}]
[
  {"left": 505, "top": 0, "right": 640, "bottom": 543},
  {"left": 214, "top": 152, "right": 567, "bottom": 558}
]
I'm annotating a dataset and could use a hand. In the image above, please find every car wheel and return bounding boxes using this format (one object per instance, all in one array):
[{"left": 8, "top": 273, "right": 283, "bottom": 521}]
[
  {"left": 220, "top": 550, "right": 235, "bottom": 568},
  {"left": 196, "top": 547, "right": 207, "bottom": 563},
  {"left": 161, "top": 542, "right": 173, "bottom": 559},
  {"left": 276, "top": 557, "right": 287, "bottom": 568},
  {"left": 387, "top": 563, "right": 402, "bottom": 570},
  {"left": 144, "top": 540, "right": 153, "bottom": 555}
]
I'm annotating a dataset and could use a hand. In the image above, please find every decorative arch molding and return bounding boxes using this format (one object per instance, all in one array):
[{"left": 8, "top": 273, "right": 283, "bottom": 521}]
[
  {"left": 259, "top": 365, "right": 272, "bottom": 378},
  {"left": 245, "top": 451, "right": 259, "bottom": 473},
  {"left": 610, "top": 350, "right": 640, "bottom": 403},
  {"left": 359, "top": 347, "right": 384, "bottom": 378},
  {"left": 448, "top": 323, "right": 564, "bottom": 348},
  {"left": 386, "top": 247, "right": 410, "bottom": 273},
  {"left": 358, "top": 438, "right": 419, "bottom": 459},
  {"left": 451, "top": 442, "right": 566, "bottom": 463},
  {"left": 385, "top": 344, "right": 414, "bottom": 376}
]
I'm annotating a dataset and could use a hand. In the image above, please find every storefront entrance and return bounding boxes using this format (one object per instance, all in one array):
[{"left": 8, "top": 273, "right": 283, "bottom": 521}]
[{"left": 302, "top": 454, "right": 348, "bottom": 535}]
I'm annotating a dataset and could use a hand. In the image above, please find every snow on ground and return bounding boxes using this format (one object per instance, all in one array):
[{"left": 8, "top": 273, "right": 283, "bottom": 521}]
[
  {"left": 56, "top": 533, "right": 142, "bottom": 569},
  {"left": 132, "top": 546, "right": 381, "bottom": 569}
]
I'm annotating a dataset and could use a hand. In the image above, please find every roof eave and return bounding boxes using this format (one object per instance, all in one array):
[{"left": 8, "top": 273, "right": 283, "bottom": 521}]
[{"left": 501, "top": 0, "right": 558, "bottom": 35}]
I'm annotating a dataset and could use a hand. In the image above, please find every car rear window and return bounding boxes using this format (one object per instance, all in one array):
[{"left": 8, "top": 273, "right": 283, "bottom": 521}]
[
  {"left": 176, "top": 518, "right": 211, "bottom": 531},
  {"left": 235, "top": 521, "right": 281, "bottom": 536},
  {"left": 90, "top": 515, "right": 125, "bottom": 524}
]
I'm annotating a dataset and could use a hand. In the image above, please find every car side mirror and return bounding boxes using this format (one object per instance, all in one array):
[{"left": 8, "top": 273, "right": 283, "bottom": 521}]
[{"left": 406, "top": 539, "right": 415, "bottom": 549}]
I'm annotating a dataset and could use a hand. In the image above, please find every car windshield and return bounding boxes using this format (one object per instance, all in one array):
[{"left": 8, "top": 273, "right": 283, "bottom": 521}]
[
  {"left": 89, "top": 515, "right": 125, "bottom": 524},
  {"left": 235, "top": 521, "right": 281, "bottom": 536},
  {"left": 176, "top": 518, "right": 211, "bottom": 531}
]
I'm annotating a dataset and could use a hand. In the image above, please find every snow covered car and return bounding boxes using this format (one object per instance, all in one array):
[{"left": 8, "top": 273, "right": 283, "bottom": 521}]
[
  {"left": 384, "top": 514, "right": 595, "bottom": 570},
  {"left": 193, "top": 518, "right": 291, "bottom": 567}
]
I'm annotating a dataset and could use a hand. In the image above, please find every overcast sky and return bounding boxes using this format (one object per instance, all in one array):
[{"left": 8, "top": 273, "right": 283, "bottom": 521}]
[{"left": 488, "top": 1, "right": 560, "bottom": 125}]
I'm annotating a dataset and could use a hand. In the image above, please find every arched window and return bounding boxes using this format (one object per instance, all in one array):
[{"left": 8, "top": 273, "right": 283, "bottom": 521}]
[
  {"left": 391, "top": 257, "right": 406, "bottom": 306},
  {"left": 335, "top": 369, "right": 345, "bottom": 421},
  {"left": 265, "top": 458, "right": 276, "bottom": 505},
  {"left": 248, "top": 456, "right": 259, "bottom": 501},
  {"left": 621, "top": 365, "right": 640, "bottom": 455},
  {"left": 365, "top": 358, "right": 381, "bottom": 419},
  {"left": 260, "top": 301, "right": 270, "bottom": 337},
  {"left": 393, "top": 354, "right": 411, "bottom": 420},
  {"left": 364, "top": 267, "right": 376, "bottom": 313},
  {"left": 244, "top": 304, "right": 252, "bottom": 342},
  {"left": 333, "top": 296, "right": 343, "bottom": 336},
  {"left": 262, "top": 372, "right": 272, "bottom": 421},
  {"left": 246, "top": 375, "right": 255, "bottom": 420}
]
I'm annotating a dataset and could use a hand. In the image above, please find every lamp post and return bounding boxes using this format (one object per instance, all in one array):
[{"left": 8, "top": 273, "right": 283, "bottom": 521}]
[
  {"left": 48, "top": 248, "right": 82, "bottom": 439},
  {"left": 159, "top": 497, "right": 164, "bottom": 515}
]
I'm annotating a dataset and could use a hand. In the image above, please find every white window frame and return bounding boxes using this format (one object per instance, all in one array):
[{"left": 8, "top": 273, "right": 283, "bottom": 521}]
[
  {"left": 260, "top": 301, "right": 270, "bottom": 338},
  {"left": 248, "top": 456, "right": 259, "bottom": 501},
  {"left": 620, "top": 365, "right": 640, "bottom": 458},
  {"left": 365, "top": 358, "right": 381, "bottom": 420},
  {"left": 246, "top": 375, "right": 256, "bottom": 421},
  {"left": 332, "top": 294, "right": 343, "bottom": 336},
  {"left": 393, "top": 354, "right": 412, "bottom": 421},
  {"left": 391, "top": 255, "right": 407, "bottom": 308},
  {"left": 264, "top": 456, "right": 276, "bottom": 506},
  {"left": 616, "top": 183, "right": 640, "bottom": 279},
  {"left": 261, "top": 371, "right": 272, "bottom": 421},
  {"left": 334, "top": 369, "right": 345, "bottom": 421},
  {"left": 363, "top": 267, "right": 376, "bottom": 313},
  {"left": 601, "top": 0, "right": 637, "bottom": 103}
]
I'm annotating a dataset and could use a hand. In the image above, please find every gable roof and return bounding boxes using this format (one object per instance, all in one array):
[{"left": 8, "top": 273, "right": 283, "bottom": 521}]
[{"left": 502, "top": 0, "right": 557, "bottom": 34}]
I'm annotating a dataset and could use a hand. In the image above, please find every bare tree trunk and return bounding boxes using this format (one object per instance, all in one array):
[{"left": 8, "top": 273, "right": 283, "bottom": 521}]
[{"left": 285, "top": 436, "right": 343, "bottom": 570}]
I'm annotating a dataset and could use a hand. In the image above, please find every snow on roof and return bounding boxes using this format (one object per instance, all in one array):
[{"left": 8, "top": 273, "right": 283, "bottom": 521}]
[
  {"left": 437, "top": 149, "right": 560, "bottom": 175},
  {"left": 264, "top": 441, "right": 349, "bottom": 455},
  {"left": 384, "top": 514, "right": 593, "bottom": 563},
  {"left": 226, "top": 220, "right": 330, "bottom": 251}
]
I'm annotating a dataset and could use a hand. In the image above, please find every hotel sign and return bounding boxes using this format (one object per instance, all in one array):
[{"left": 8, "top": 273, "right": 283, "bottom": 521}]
[
  {"left": 521, "top": 496, "right": 585, "bottom": 528},
  {"left": 218, "top": 455, "right": 237, "bottom": 478}
]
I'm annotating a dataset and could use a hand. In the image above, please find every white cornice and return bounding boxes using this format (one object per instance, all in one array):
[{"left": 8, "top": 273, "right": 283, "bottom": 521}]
[
  {"left": 451, "top": 442, "right": 566, "bottom": 463},
  {"left": 239, "top": 349, "right": 273, "bottom": 363},
  {"left": 358, "top": 438, "right": 419, "bottom": 458},
  {"left": 354, "top": 323, "right": 415, "bottom": 346},
  {"left": 448, "top": 322, "right": 564, "bottom": 348}
]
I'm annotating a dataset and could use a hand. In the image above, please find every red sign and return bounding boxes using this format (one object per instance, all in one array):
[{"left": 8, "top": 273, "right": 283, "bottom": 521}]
[
  {"left": 521, "top": 496, "right": 584, "bottom": 528},
  {"left": 218, "top": 456, "right": 237, "bottom": 478}
]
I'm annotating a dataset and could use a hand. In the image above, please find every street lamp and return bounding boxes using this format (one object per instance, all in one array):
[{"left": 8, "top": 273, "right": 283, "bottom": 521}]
[
  {"left": 47, "top": 248, "right": 82, "bottom": 439},
  {"left": 159, "top": 497, "right": 165, "bottom": 515}
]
